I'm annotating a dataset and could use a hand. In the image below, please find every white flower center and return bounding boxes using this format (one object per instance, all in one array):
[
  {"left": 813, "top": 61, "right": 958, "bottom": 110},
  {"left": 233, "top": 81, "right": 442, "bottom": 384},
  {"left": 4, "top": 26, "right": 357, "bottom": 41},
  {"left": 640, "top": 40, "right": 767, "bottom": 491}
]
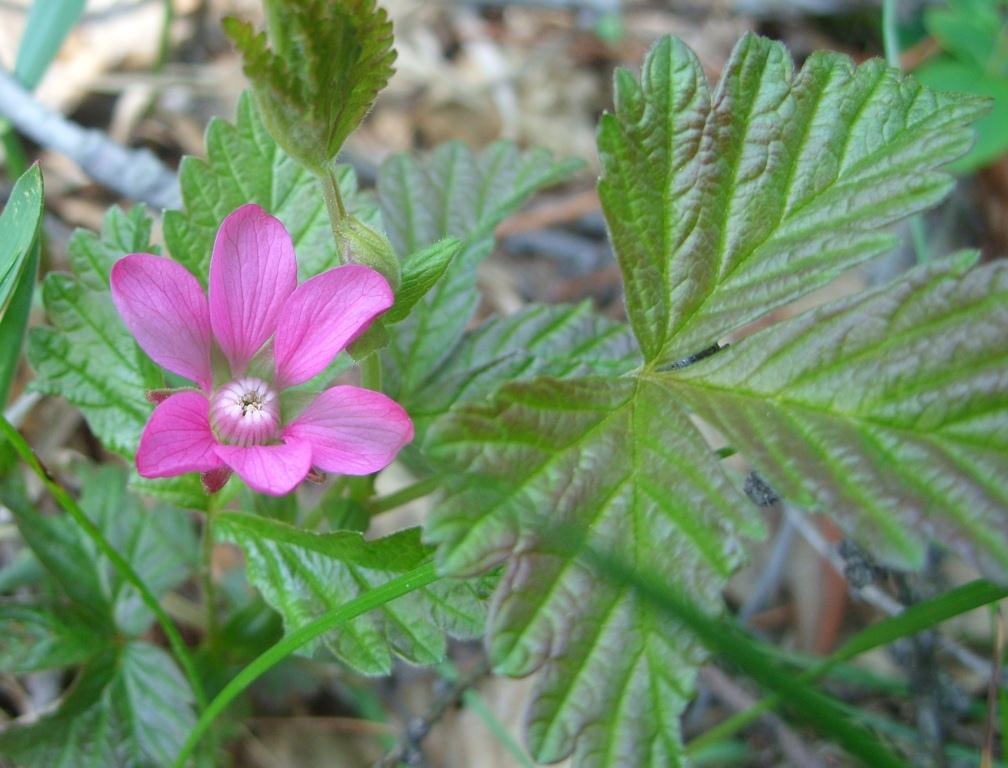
[{"left": 209, "top": 377, "right": 280, "bottom": 446}]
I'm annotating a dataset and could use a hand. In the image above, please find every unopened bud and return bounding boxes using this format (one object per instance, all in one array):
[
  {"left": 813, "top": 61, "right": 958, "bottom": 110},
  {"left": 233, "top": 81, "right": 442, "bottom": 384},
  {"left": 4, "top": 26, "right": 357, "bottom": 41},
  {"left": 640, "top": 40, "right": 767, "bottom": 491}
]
[{"left": 336, "top": 216, "right": 401, "bottom": 291}]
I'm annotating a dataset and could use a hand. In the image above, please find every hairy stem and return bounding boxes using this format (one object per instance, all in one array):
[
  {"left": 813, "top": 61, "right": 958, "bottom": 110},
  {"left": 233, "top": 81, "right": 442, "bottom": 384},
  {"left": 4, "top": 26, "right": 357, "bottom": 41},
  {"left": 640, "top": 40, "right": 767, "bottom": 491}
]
[
  {"left": 881, "top": 0, "right": 900, "bottom": 69},
  {"left": 321, "top": 163, "right": 348, "bottom": 256},
  {"left": 0, "top": 415, "right": 207, "bottom": 713}
]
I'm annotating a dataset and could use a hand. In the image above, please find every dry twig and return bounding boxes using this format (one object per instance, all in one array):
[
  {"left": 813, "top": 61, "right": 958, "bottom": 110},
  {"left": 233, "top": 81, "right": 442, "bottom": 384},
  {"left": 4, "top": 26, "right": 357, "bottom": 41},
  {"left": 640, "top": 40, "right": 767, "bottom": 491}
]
[{"left": 0, "top": 69, "right": 180, "bottom": 209}]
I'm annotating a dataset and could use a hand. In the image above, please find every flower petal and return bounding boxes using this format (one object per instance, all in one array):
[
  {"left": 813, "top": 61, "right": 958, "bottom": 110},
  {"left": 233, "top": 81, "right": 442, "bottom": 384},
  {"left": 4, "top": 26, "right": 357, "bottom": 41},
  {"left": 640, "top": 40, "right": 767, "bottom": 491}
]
[
  {"left": 209, "top": 204, "right": 297, "bottom": 373},
  {"left": 136, "top": 392, "right": 223, "bottom": 477},
  {"left": 273, "top": 265, "right": 393, "bottom": 388},
  {"left": 110, "top": 254, "right": 213, "bottom": 389},
  {"left": 214, "top": 439, "right": 312, "bottom": 496},
  {"left": 283, "top": 385, "right": 413, "bottom": 475}
]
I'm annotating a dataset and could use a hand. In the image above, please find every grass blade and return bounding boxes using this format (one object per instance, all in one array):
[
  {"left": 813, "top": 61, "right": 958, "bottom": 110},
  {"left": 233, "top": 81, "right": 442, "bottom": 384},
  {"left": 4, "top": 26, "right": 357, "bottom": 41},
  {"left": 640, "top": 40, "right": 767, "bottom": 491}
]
[
  {"left": 14, "top": 0, "right": 87, "bottom": 89},
  {"left": 0, "top": 165, "right": 43, "bottom": 405}
]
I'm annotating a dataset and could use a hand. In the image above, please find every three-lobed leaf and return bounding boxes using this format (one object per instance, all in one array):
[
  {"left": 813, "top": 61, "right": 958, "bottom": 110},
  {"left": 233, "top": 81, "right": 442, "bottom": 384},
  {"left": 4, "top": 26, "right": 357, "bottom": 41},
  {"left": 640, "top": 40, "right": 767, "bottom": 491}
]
[
  {"left": 598, "top": 34, "right": 988, "bottom": 367},
  {"left": 424, "top": 33, "right": 1004, "bottom": 768}
]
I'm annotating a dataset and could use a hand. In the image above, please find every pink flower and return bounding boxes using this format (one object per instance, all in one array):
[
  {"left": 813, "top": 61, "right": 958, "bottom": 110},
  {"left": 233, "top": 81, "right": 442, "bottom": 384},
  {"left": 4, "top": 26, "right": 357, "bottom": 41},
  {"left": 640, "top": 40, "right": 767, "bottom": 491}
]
[{"left": 110, "top": 203, "right": 413, "bottom": 496}]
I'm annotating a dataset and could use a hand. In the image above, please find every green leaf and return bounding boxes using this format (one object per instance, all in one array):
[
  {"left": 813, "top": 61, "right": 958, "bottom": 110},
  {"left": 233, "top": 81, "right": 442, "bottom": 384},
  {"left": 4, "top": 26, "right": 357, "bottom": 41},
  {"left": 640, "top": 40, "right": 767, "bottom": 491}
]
[
  {"left": 598, "top": 34, "right": 988, "bottom": 367},
  {"left": 163, "top": 91, "right": 377, "bottom": 283},
  {"left": 217, "top": 513, "right": 488, "bottom": 675},
  {"left": 335, "top": 214, "right": 401, "bottom": 289},
  {"left": 0, "top": 165, "right": 43, "bottom": 406},
  {"left": 0, "top": 602, "right": 104, "bottom": 673},
  {"left": 25, "top": 202, "right": 163, "bottom": 457},
  {"left": 377, "top": 141, "right": 581, "bottom": 398},
  {"left": 14, "top": 0, "right": 86, "bottom": 89},
  {"left": 224, "top": 0, "right": 395, "bottom": 168},
  {"left": 384, "top": 238, "right": 462, "bottom": 324},
  {"left": 409, "top": 302, "right": 639, "bottom": 439},
  {"left": 914, "top": 57, "right": 1008, "bottom": 172},
  {"left": 924, "top": 0, "right": 1005, "bottom": 71},
  {"left": 0, "top": 166, "right": 43, "bottom": 323},
  {"left": 68, "top": 204, "right": 157, "bottom": 290},
  {"left": 0, "top": 642, "right": 195, "bottom": 768},
  {"left": 424, "top": 376, "right": 761, "bottom": 766},
  {"left": 128, "top": 472, "right": 211, "bottom": 510},
  {"left": 666, "top": 254, "right": 1008, "bottom": 578},
  {"left": 27, "top": 272, "right": 161, "bottom": 458}
]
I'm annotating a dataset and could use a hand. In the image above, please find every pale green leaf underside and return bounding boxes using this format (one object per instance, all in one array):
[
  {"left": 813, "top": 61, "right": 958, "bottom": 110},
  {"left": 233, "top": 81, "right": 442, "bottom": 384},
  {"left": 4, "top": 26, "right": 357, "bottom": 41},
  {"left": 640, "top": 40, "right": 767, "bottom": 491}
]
[
  {"left": 378, "top": 141, "right": 581, "bottom": 398},
  {"left": 669, "top": 255, "right": 1008, "bottom": 578},
  {"left": 0, "top": 642, "right": 194, "bottom": 768},
  {"left": 425, "top": 376, "right": 760, "bottom": 766},
  {"left": 410, "top": 302, "right": 640, "bottom": 440},
  {"left": 218, "top": 514, "right": 487, "bottom": 676},
  {"left": 163, "top": 91, "right": 377, "bottom": 283},
  {"left": 599, "top": 34, "right": 988, "bottom": 366}
]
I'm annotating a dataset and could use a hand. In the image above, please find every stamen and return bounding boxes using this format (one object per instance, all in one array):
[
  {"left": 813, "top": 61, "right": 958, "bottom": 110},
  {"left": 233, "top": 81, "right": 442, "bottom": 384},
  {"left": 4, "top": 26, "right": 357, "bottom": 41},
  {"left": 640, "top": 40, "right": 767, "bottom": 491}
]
[{"left": 209, "top": 377, "right": 280, "bottom": 446}]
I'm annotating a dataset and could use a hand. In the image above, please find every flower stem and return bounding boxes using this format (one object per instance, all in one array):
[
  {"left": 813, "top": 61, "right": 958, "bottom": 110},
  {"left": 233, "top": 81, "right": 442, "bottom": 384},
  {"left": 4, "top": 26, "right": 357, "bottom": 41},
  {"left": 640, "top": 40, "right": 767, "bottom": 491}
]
[
  {"left": 369, "top": 475, "right": 442, "bottom": 515},
  {"left": 172, "top": 560, "right": 441, "bottom": 768},
  {"left": 360, "top": 351, "right": 382, "bottom": 392},
  {"left": 301, "top": 475, "right": 352, "bottom": 530},
  {"left": 880, "top": 0, "right": 930, "bottom": 263},
  {"left": 0, "top": 415, "right": 208, "bottom": 713},
  {"left": 201, "top": 502, "right": 220, "bottom": 644},
  {"left": 320, "top": 164, "right": 348, "bottom": 259}
]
